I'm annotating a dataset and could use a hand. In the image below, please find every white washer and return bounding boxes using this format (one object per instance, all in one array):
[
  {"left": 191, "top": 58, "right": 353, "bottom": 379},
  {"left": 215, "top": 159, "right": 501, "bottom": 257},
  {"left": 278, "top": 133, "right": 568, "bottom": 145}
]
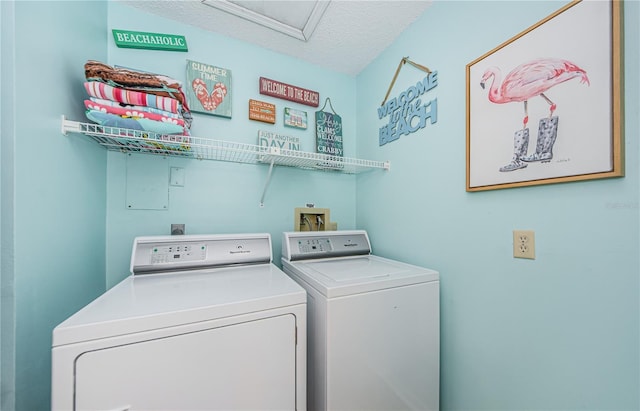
[
  {"left": 281, "top": 230, "right": 439, "bottom": 411},
  {"left": 52, "top": 233, "right": 306, "bottom": 411}
]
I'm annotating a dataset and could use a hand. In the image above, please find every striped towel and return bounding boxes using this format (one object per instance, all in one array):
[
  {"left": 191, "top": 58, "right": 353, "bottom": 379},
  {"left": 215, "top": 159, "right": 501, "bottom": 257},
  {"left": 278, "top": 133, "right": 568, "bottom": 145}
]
[{"left": 84, "top": 81, "right": 180, "bottom": 114}]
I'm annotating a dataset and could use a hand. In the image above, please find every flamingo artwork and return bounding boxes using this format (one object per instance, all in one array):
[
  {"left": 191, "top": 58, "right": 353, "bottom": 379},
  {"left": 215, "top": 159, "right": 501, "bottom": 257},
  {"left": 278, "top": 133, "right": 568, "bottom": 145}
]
[{"left": 480, "top": 58, "right": 590, "bottom": 129}]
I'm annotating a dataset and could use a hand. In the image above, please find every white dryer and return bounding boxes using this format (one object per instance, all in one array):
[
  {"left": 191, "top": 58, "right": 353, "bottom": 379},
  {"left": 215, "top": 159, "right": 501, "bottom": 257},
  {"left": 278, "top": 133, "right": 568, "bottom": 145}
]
[
  {"left": 52, "top": 233, "right": 306, "bottom": 411},
  {"left": 281, "top": 230, "right": 439, "bottom": 411}
]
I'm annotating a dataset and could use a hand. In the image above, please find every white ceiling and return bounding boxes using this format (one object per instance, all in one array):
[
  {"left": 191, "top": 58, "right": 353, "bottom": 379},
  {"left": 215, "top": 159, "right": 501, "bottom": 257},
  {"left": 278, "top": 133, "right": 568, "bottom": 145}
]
[{"left": 120, "top": 0, "right": 433, "bottom": 76}]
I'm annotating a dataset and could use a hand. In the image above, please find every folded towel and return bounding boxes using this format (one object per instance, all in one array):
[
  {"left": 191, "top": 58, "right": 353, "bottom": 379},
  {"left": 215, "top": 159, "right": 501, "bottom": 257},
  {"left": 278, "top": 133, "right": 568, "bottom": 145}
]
[
  {"left": 85, "top": 82, "right": 181, "bottom": 114},
  {"left": 85, "top": 60, "right": 188, "bottom": 109},
  {"left": 85, "top": 100, "right": 185, "bottom": 127},
  {"left": 85, "top": 109, "right": 185, "bottom": 135},
  {"left": 89, "top": 97, "right": 181, "bottom": 119}
]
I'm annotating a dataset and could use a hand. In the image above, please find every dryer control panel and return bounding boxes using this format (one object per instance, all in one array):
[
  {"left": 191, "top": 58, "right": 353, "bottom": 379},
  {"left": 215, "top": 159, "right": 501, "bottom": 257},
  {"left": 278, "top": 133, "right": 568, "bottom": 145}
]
[
  {"left": 131, "top": 233, "right": 272, "bottom": 275},
  {"left": 282, "top": 230, "right": 371, "bottom": 261},
  {"left": 149, "top": 243, "right": 207, "bottom": 265}
]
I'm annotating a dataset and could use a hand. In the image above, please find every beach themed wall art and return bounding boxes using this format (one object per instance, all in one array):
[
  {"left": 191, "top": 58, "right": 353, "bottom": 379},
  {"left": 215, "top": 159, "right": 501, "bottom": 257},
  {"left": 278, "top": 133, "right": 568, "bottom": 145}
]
[
  {"left": 466, "top": 0, "right": 623, "bottom": 191},
  {"left": 186, "top": 59, "right": 232, "bottom": 118}
]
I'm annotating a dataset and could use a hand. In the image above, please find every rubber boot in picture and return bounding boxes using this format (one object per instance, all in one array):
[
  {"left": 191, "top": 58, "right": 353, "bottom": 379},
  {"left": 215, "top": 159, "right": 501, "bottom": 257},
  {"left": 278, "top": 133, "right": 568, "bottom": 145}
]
[
  {"left": 522, "top": 116, "right": 559, "bottom": 163},
  {"left": 499, "top": 128, "right": 529, "bottom": 172}
]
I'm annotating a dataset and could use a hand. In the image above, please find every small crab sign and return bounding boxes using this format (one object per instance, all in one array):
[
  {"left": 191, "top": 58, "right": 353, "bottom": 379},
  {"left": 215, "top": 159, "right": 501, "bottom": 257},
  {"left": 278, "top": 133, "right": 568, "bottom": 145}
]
[{"left": 378, "top": 71, "right": 438, "bottom": 146}]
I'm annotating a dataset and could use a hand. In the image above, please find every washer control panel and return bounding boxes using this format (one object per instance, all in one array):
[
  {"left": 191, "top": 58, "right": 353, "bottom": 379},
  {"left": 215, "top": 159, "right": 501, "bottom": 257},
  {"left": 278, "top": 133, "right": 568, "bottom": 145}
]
[
  {"left": 297, "top": 238, "right": 333, "bottom": 254},
  {"left": 283, "top": 230, "right": 371, "bottom": 261}
]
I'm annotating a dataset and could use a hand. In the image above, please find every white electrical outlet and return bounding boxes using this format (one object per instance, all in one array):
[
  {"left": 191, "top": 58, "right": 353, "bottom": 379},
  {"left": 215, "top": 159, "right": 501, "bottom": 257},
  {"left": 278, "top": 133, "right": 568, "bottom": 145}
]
[{"left": 513, "top": 230, "right": 535, "bottom": 259}]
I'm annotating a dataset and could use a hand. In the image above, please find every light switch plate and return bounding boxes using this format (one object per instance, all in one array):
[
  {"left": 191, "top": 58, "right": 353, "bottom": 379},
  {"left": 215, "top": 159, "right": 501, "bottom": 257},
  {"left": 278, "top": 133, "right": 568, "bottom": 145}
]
[{"left": 170, "top": 167, "right": 185, "bottom": 187}]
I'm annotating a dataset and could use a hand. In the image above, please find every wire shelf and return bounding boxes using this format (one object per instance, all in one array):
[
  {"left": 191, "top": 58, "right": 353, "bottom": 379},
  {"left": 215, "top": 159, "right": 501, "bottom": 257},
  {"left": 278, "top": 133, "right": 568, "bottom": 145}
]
[{"left": 62, "top": 118, "right": 390, "bottom": 174}]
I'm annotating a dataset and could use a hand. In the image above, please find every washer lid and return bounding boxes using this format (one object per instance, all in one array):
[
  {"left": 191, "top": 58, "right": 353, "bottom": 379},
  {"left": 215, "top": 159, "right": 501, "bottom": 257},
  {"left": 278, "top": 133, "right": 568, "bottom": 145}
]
[
  {"left": 52, "top": 264, "right": 305, "bottom": 347},
  {"left": 283, "top": 254, "right": 438, "bottom": 298}
]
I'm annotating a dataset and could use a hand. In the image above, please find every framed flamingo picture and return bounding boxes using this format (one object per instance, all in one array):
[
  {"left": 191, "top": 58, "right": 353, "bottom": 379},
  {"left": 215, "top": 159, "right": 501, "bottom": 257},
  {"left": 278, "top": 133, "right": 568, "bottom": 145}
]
[{"left": 466, "top": 0, "right": 623, "bottom": 191}]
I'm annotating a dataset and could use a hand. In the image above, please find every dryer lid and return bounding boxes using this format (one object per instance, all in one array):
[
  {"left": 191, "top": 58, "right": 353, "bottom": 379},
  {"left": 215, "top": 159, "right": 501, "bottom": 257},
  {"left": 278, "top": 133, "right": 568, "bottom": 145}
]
[{"left": 52, "top": 263, "right": 305, "bottom": 347}]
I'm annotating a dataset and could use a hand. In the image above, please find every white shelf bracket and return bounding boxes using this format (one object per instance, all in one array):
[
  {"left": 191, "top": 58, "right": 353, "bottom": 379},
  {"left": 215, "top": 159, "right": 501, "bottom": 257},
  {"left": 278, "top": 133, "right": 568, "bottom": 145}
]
[
  {"left": 61, "top": 115, "right": 83, "bottom": 136},
  {"left": 259, "top": 159, "right": 276, "bottom": 208}
]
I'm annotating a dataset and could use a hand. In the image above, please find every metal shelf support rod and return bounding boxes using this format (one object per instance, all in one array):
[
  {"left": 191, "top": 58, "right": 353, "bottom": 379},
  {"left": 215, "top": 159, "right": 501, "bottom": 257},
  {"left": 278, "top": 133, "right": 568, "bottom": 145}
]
[{"left": 259, "top": 159, "right": 276, "bottom": 208}]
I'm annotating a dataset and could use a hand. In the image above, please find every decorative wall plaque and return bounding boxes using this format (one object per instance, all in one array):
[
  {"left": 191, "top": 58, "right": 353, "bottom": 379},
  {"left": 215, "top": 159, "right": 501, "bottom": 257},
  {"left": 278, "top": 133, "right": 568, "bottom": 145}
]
[
  {"left": 284, "top": 107, "right": 307, "bottom": 129},
  {"left": 259, "top": 77, "right": 319, "bottom": 107},
  {"left": 249, "top": 99, "right": 276, "bottom": 124},
  {"left": 186, "top": 60, "right": 232, "bottom": 118}
]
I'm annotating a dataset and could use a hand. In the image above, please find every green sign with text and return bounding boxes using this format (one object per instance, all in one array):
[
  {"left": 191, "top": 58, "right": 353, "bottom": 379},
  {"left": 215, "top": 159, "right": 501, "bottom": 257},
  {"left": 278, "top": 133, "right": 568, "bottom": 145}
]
[{"left": 112, "top": 29, "right": 188, "bottom": 52}]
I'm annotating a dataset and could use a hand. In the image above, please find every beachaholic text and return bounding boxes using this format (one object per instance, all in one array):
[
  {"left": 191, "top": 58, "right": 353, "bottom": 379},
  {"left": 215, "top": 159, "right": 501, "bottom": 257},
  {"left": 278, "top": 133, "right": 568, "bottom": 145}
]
[{"left": 112, "top": 29, "right": 188, "bottom": 52}]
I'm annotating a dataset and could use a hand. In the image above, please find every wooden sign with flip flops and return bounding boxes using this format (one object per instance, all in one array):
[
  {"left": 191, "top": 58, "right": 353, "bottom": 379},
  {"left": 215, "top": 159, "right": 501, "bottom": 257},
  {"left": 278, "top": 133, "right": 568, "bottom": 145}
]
[{"left": 186, "top": 60, "right": 232, "bottom": 118}]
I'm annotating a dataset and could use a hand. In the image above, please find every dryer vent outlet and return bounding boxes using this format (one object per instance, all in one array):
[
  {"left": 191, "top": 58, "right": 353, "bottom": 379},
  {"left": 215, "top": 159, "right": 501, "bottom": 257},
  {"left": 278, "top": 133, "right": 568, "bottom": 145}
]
[{"left": 171, "top": 224, "right": 185, "bottom": 235}]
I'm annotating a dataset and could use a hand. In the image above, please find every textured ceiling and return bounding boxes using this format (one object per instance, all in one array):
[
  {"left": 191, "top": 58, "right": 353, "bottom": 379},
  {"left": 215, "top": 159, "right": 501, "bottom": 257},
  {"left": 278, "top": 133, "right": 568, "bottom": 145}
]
[{"left": 120, "top": 0, "right": 433, "bottom": 76}]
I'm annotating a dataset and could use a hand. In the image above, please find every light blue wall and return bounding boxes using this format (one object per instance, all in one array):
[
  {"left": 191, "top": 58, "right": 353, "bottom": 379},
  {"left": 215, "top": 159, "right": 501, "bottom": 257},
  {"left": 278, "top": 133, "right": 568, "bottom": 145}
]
[
  {"left": 1, "top": 1, "right": 638, "bottom": 411},
  {"left": 105, "top": 2, "right": 360, "bottom": 287},
  {"left": 1, "top": 3, "right": 16, "bottom": 408},
  {"left": 2, "top": 1, "right": 109, "bottom": 410},
  {"left": 356, "top": 1, "right": 639, "bottom": 410}
]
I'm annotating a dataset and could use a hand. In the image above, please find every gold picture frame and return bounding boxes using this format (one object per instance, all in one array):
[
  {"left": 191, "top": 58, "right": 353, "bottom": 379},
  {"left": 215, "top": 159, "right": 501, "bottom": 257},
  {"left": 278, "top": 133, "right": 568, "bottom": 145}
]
[{"left": 466, "top": 0, "right": 623, "bottom": 192}]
